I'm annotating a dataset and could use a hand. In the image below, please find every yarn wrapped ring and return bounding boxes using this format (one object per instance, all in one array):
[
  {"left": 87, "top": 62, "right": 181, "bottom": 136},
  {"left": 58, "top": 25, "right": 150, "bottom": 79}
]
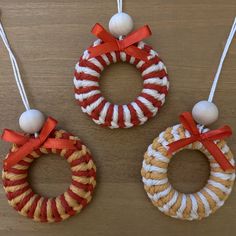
[
  {"left": 74, "top": 39, "right": 169, "bottom": 128},
  {"left": 2, "top": 129, "right": 96, "bottom": 223},
  {"left": 141, "top": 124, "right": 235, "bottom": 220}
]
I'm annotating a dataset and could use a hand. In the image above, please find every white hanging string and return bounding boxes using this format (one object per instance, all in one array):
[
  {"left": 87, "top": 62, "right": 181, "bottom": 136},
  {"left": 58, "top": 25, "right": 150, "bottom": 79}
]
[
  {"left": 208, "top": 17, "right": 236, "bottom": 102},
  {"left": 117, "top": 0, "right": 123, "bottom": 13},
  {"left": 0, "top": 21, "right": 31, "bottom": 111}
]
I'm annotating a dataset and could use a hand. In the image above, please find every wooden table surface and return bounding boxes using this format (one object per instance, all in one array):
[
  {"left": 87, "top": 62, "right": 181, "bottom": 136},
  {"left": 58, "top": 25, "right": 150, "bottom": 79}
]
[{"left": 0, "top": 0, "right": 236, "bottom": 235}]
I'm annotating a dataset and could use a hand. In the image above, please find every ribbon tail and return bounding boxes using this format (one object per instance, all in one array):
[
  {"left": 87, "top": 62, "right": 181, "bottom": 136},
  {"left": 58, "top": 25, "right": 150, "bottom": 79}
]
[
  {"left": 202, "top": 140, "right": 235, "bottom": 171},
  {"left": 43, "top": 138, "right": 77, "bottom": 150},
  {"left": 3, "top": 141, "right": 36, "bottom": 170},
  {"left": 167, "top": 137, "right": 197, "bottom": 155},
  {"left": 125, "top": 46, "right": 150, "bottom": 62}
]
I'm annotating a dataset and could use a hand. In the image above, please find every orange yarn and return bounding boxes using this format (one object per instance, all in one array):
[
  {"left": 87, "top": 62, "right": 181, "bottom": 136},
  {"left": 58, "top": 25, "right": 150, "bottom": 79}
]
[{"left": 141, "top": 124, "right": 235, "bottom": 220}]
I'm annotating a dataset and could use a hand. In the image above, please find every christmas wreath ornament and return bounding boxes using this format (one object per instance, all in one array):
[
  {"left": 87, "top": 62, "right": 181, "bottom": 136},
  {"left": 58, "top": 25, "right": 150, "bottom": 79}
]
[
  {"left": 74, "top": 0, "right": 169, "bottom": 128},
  {"left": 141, "top": 17, "right": 236, "bottom": 220},
  {"left": 0, "top": 20, "right": 96, "bottom": 222}
]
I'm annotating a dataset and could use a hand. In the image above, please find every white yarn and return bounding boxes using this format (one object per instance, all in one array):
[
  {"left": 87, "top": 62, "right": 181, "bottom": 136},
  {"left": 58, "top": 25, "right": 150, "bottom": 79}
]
[
  {"left": 208, "top": 17, "right": 236, "bottom": 102},
  {"left": 0, "top": 21, "right": 30, "bottom": 111},
  {"left": 117, "top": 0, "right": 123, "bottom": 13}
]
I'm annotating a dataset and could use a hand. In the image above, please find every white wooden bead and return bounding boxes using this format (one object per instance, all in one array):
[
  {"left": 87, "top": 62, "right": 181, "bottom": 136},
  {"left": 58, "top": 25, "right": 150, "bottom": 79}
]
[
  {"left": 109, "top": 12, "right": 134, "bottom": 37},
  {"left": 192, "top": 101, "right": 219, "bottom": 126},
  {"left": 19, "top": 109, "right": 45, "bottom": 134}
]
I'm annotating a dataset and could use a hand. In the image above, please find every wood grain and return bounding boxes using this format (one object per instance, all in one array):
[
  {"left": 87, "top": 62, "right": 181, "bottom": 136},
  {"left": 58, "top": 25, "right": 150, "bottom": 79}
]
[{"left": 0, "top": 0, "right": 236, "bottom": 235}]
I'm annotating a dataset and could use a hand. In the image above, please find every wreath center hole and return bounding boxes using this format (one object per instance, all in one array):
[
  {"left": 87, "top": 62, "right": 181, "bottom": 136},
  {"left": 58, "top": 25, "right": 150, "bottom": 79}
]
[
  {"left": 29, "top": 154, "right": 71, "bottom": 198},
  {"left": 100, "top": 62, "right": 143, "bottom": 104},
  {"left": 167, "top": 149, "right": 210, "bottom": 194}
]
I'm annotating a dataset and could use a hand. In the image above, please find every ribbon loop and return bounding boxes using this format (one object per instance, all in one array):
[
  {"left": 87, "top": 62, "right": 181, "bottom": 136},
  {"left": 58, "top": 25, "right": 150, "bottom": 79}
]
[
  {"left": 2, "top": 129, "right": 29, "bottom": 145},
  {"left": 179, "top": 112, "right": 200, "bottom": 135},
  {"left": 167, "top": 112, "right": 234, "bottom": 171},
  {"left": 88, "top": 23, "right": 152, "bottom": 61},
  {"left": 91, "top": 23, "right": 114, "bottom": 42},
  {"left": 1, "top": 117, "right": 77, "bottom": 170},
  {"left": 125, "top": 25, "right": 152, "bottom": 46}
]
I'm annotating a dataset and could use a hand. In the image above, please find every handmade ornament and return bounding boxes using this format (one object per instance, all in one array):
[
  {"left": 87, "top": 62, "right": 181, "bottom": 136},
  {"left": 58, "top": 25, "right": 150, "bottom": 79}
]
[
  {"left": 74, "top": 0, "right": 169, "bottom": 128},
  {"left": 141, "top": 18, "right": 236, "bottom": 220},
  {"left": 0, "top": 20, "right": 96, "bottom": 223}
]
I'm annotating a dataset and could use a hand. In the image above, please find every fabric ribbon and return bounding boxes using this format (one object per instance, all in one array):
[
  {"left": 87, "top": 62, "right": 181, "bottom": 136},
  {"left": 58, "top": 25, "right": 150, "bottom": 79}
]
[
  {"left": 2, "top": 117, "right": 77, "bottom": 170},
  {"left": 88, "top": 23, "right": 152, "bottom": 62},
  {"left": 167, "top": 112, "right": 234, "bottom": 171}
]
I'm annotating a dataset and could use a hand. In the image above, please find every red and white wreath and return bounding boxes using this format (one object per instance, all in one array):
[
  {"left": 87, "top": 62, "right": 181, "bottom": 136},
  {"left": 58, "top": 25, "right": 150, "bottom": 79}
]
[{"left": 74, "top": 23, "right": 169, "bottom": 128}]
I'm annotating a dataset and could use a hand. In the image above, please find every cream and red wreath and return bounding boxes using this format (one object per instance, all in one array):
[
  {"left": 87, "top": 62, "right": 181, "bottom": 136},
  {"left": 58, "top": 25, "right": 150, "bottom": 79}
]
[{"left": 2, "top": 117, "right": 96, "bottom": 223}]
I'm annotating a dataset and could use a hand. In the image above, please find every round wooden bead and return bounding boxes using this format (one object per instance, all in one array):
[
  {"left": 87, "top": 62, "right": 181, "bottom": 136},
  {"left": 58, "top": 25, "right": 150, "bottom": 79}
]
[
  {"left": 19, "top": 109, "right": 45, "bottom": 134},
  {"left": 192, "top": 100, "right": 219, "bottom": 126},
  {"left": 108, "top": 12, "right": 134, "bottom": 37}
]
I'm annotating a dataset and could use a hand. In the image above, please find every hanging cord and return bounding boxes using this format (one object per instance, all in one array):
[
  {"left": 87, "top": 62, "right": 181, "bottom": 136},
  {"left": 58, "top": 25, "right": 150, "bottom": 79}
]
[
  {"left": 116, "top": 0, "right": 123, "bottom": 40},
  {"left": 0, "top": 21, "right": 31, "bottom": 111},
  {"left": 117, "top": 0, "right": 123, "bottom": 13},
  {"left": 208, "top": 17, "right": 236, "bottom": 102}
]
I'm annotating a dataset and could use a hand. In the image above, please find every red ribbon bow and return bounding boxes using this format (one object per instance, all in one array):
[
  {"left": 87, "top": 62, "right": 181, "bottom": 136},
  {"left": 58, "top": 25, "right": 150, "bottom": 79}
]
[
  {"left": 88, "top": 23, "right": 152, "bottom": 62},
  {"left": 167, "top": 112, "right": 234, "bottom": 171},
  {"left": 2, "top": 117, "right": 77, "bottom": 170}
]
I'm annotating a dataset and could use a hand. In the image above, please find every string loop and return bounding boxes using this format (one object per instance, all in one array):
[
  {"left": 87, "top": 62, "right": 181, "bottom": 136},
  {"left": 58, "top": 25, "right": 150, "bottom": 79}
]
[
  {"left": 208, "top": 17, "right": 236, "bottom": 102},
  {"left": 0, "top": 21, "right": 30, "bottom": 111},
  {"left": 117, "top": 0, "right": 123, "bottom": 13}
]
